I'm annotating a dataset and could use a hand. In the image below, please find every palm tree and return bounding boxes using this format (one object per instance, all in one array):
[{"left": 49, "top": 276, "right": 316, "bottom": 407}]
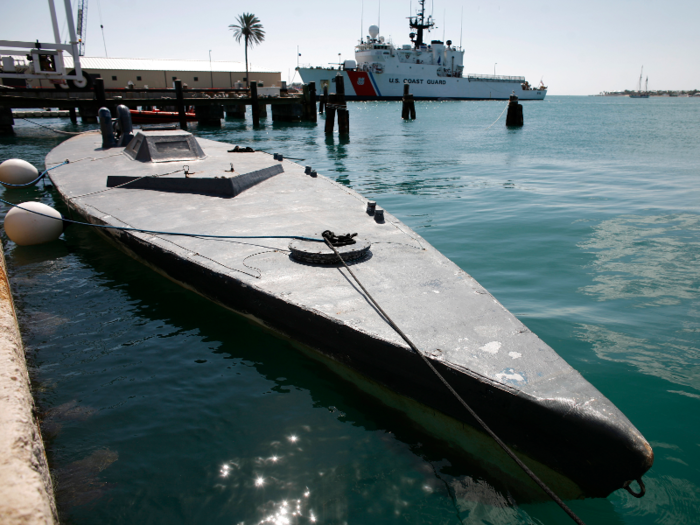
[{"left": 229, "top": 13, "right": 265, "bottom": 88}]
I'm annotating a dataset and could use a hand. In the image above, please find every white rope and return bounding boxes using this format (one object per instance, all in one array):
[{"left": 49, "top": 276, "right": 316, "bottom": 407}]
[{"left": 485, "top": 102, "right": 510, "bottom": 130}]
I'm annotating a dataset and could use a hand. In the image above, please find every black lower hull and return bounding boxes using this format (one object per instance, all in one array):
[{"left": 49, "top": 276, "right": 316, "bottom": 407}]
[{"left": 66, "top": 202, "right": 651, "bottom": 500}]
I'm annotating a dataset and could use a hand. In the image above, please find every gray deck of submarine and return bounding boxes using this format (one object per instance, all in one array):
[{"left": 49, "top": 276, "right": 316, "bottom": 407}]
[{"left": 45, "top": 131, "right": 652, "bottom": 497}]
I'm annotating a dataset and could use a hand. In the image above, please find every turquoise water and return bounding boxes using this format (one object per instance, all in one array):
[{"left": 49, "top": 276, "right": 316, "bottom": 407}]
[{"left": 1, "top": 96, "right": 699, "bottom": 524}]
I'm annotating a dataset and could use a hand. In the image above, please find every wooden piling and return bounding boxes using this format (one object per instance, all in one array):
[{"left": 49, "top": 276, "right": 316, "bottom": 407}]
[
  {"left": 94, "top": 77, "right": 107, "bottom": 109},
  {"left": 251, "top": 83, "right": 260, "bottom": 126},
  {"left": 302, "top": 84, "right": 310, "bottom": 119},
  {"left": 402, "top": 84, "right": 416, "bottom": 120},
  {"left": 0, "top": 106, "right": 14, "bottom": 135},
  {"left": 69, "top": 107, "right": 77, "bottom": 125},
  {"left": 506, "top": 94, "right": 523, "bottom": 127},
  {"left": 308, "top": 82, "right": 317, "bottom": 123},
  {"left": 325, "top": 104, "right": 336, "bottom": 134},
  {"left": 335, "top": 74, "right": 346, "bottom": 106},
  {"left": 337, "top": 107, "right": 349, "bottom": 135},
  {"left": 174, "top": 79, "right": 188, "bottom": 131},
  {"left": 319, "top": 85, "right": 328, "bottom": 114}
]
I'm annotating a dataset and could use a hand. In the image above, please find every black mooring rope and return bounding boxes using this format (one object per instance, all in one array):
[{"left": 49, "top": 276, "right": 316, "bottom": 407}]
[
  {"left": 0, "top": 198, "right": 324, "bottom": 243},
  {"left": 323, "top": 239, "right": 586, "bottom": 525}
]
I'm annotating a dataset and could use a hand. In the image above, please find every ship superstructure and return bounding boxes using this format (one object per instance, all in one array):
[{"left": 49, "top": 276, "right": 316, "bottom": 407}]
[{"left": 298, "top": 0, "right": 546, "bottom": 101}]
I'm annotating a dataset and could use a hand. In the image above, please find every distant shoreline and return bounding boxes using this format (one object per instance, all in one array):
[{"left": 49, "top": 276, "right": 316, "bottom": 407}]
[{"left": 595, "top": 90, "right": 699, "bottom": 97}]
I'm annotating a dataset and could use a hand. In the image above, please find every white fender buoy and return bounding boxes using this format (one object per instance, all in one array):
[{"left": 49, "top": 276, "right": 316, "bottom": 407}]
[
  {"left": 0, "top": 159, "right": 40, "bottom": 186},
  {"left": 4, "top": 202, "right": 63, "bottom": 246}
]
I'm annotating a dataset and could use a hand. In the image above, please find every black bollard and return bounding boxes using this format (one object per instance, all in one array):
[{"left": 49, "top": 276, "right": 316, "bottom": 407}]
[
  {"left": 174, "top": 79, "right": 188, "bottom": 130},
  {"left": 505, "top": 94, "right": 524, "bottom": 127},
  {"left": 325, "top": 104, "right": 336, "bottom": 134}
]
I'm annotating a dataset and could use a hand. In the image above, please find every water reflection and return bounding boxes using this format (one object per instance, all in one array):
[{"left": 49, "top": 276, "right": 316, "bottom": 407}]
[
  {"left": 324, "top": 134, "right": 350, "bottom": 177},
  {"left": 576, "top": 323, "right": 700, "bottom": 392},
  {"left": 11, "top": 222, "right": 566, "bottom": 521},
  {"left": 54, "top": 449, "right": 118, "bottom": 510},
  {"left": 576, "top": 213, "right": 700, "bottom": 390},
  {"left": 578, "top": 213, "right": 700, "bottom": 306}
]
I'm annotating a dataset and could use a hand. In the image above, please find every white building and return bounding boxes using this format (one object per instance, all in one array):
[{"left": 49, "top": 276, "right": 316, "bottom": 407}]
[{"left": 2, "top": 56, "right": 281, "bottom": 89}]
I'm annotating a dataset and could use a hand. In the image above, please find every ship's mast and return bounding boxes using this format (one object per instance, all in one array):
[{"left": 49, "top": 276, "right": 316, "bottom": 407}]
[{"left": 409, "top": 0, "right": 435, "bottom": 49}]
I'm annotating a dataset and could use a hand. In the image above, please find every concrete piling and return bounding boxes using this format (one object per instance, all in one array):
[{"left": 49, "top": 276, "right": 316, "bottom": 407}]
[
  {"left": 78, "top": 105, "right": 98, "bottom": 123},
  {"left": 271, "top": 103, "right": 305, "bottom": 121},
  {"left": 506, "top": 94, "right": 524, "bottom": 127},
  {"left": 251, "top": 83, "right": 260, "bottom": 126},
  {"left": 225, "top": 103, "right": 246, "bottom": 119},
  {"left": 194, "top": 104, "right": 224, "bottom": 126}
]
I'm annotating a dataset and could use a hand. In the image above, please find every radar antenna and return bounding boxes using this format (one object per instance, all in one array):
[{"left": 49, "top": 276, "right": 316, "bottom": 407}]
[{"left": 408, "top": 0, "right": 435, "bottom": 49}]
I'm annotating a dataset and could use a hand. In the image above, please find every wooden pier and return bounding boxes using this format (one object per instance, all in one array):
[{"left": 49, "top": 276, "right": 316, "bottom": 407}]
[{"left": 0, "top": 78, "right": 319, "bottom": 134}]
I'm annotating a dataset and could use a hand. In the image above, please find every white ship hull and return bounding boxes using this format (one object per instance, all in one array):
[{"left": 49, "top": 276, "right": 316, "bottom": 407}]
[{"left": 299, "top": 68, "right": 547, "bottom": 101}]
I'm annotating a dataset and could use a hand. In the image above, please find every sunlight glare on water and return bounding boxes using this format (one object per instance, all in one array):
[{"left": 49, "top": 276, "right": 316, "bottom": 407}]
[{"left": 1, "top": 96, "right": 699, "bottom": 524}]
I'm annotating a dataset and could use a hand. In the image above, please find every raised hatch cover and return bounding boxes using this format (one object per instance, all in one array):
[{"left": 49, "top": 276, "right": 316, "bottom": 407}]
[{"left": 124, "top": 130, "right": 206, "bottom": 163}]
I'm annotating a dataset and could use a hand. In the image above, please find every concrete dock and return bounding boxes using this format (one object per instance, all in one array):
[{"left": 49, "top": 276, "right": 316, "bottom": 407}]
[{"left": 0, "top": 243, "right": 57, "bottom": 524}]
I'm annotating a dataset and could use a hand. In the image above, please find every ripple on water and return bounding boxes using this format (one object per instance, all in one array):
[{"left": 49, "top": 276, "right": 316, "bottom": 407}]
[
  {"left": 578, "top": 213, "right": 700, "bottom": 306},
  {"left": 613, "top": 475, "right": 700, "bottom": 525},
  {"left": 576, "top": 324, "right": 700, "bottom": 392}
]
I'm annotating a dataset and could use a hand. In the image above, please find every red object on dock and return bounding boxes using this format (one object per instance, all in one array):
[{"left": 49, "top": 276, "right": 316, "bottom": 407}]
[{"left": 130, "top": 109, "right": 197, "bottom": 124}]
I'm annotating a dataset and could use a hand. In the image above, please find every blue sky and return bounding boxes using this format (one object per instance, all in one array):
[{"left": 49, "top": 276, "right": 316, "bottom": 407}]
[{"left": 2, "top": 0, "right": 698, "bottom": 95}]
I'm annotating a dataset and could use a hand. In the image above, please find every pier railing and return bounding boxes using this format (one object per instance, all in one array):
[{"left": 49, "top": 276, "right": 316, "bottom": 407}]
[
  {"left": 0, "top": 81, "right": 318, "bottom": 133},
  {"left": 466, "top": 74, "right": 526, "bottom": 83}
]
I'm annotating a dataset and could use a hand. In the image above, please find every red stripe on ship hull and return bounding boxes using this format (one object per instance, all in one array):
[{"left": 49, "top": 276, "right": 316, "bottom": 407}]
[{"left": 347, "top": 71, "right": 376, "bottom": 97}]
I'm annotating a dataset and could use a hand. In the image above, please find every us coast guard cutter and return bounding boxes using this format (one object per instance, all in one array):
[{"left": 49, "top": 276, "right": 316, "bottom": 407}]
[
  {"left": 298, "top": 0, "right": 546, "bottom": 100},
  {"left": 24, "top": 105, "right": 653, "bottom": 504}
]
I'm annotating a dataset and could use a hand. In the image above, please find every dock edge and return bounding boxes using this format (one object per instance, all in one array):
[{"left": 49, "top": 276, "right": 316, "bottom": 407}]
[{"left": 0, "top": 241, "right": 57, "bottom": 524}]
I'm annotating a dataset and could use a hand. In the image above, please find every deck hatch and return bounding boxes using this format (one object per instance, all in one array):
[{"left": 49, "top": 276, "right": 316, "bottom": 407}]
[{"left": 124, "top": 130, "right": 206, "bottom": 163}]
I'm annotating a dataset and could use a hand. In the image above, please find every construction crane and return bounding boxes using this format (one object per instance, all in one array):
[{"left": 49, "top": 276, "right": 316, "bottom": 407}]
[{"left": 76, "top": 0, "right": 88, "bottom": 56}]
